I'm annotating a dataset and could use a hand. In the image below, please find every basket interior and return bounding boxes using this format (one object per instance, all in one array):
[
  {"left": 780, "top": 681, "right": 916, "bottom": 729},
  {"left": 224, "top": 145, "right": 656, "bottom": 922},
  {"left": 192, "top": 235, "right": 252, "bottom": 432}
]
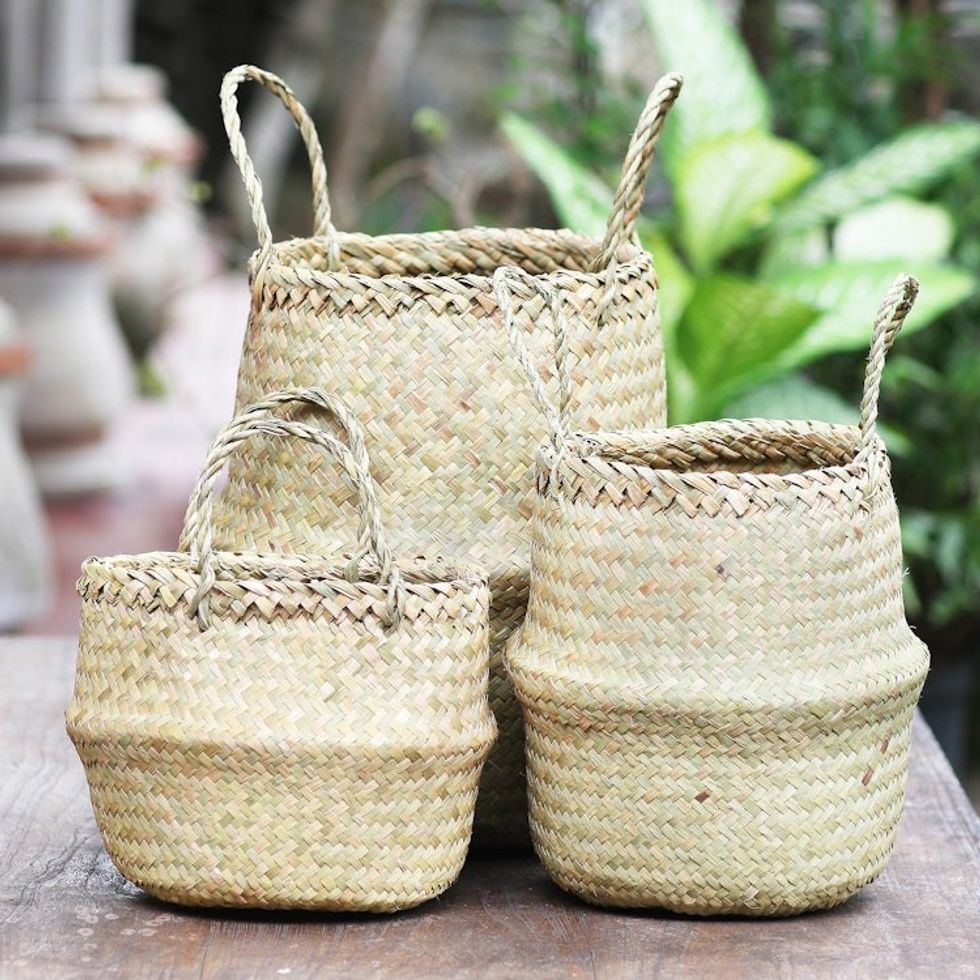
[
  {"left": 567, "top": 420, "right": 863, "bottom": 477},
  {"left": 270, "top": 226, "right": 642, "bottom": 279}
]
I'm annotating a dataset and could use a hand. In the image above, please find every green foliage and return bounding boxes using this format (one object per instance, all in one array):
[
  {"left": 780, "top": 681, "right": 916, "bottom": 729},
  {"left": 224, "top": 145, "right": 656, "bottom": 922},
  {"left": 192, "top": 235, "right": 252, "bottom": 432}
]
[
  {"left": 675, "top": 133, "right": 818, "bottom": 272},
  {"left": 762, "top": 0, "right": 980, "bottom": 634},
  {"left": 725, "top": 372, "right": 856, "bottom": 425},
  {"left": 501, "top": 1, "right": 644, "bottom": 171},
  {"left": 903, "top": 510, "right": 980, "bottom": 626},
  {"left": 767, "top": 0, "right": 961, "bottom": 166},
  {"left": 499, "top": 112, "right": 612, "bottom": 237},
  {"left": 765, "top": 261, "right": 974, "bottom": 369},
  {"left": 503, "top": 0, "right": 978, "bottom": 425},
  {"left": 638, "top": 0, "right": 770, "bottom": 174},
  {"left": 773, "top": 123, "right": 980, "bottom": 234},
  {"left": 833, "top": 197, "right": 955, "bottom": 262},
  {"left": 503, "top": 109, "right": 977, "bottom": 420},
  {"left": 502, "top": 0, "right": 980, "bottom": 638},
  {"left": 412, "top": 107, "right": 451, "bottom": 144},
  {"left": 889, "top": 311, "right": 980, "bottom": 630},
  {"left": 677, "top": 276, "right": 819, "bottom": 418}
]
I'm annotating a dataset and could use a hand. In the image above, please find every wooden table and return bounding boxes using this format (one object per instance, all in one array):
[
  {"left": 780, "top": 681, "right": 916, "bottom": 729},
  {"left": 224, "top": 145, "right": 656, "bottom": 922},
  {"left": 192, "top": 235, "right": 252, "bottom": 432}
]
[{"left": 2, "top": 638, "right": 979, "bottom": 979}]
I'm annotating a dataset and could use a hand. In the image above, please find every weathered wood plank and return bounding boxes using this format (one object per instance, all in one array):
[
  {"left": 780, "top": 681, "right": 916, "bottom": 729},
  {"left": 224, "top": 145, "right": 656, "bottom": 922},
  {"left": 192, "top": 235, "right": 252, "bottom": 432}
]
[{"left": 1, "top": 637, "right": 978, "bottom": 979}]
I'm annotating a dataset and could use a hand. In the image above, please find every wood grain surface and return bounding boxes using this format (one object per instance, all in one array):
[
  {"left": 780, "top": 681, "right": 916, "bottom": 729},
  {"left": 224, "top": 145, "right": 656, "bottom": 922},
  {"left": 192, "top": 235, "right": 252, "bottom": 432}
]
[{"left": 2, "top": 636, "right": 978, "bottom": 979}]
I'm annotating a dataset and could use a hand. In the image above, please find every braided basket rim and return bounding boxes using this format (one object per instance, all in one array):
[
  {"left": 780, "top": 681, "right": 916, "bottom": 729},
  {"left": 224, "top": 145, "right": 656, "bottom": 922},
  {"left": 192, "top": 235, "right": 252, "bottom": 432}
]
[
  {"left": 77, "top": 552, "right": 487, "bottom": 624},
  {"left": 248, "top": 226, "right": 651, "bottom": 290},
  {"left": 543, "top": 419, "right": 885, "bottom": 489}
]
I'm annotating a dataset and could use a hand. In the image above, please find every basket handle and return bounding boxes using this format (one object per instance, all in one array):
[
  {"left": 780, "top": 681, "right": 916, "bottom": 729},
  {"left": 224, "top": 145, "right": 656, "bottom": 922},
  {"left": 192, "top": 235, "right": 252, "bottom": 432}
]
[
  {"left": 858, "top": 274, "right": 919, "bottom": 476},
  {"left": 221, "top": 65, "right": 337, "bottom": 269},
  {"left": 493, "top": 266, "right": 572, "bottom": 450},
  {"left": 595, "top": 72, "right": 683, "bottom": 272},
  {"left": 180, "top": 388, "right": 403, "bottom": 631}
]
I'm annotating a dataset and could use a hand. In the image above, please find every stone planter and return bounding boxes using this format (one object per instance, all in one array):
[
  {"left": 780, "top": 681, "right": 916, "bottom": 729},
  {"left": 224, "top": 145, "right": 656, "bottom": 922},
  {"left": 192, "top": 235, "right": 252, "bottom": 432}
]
[
  {"left": 0, "top": 133, "right": 134, "bottom": 496},
  {"left": 0, "top": 299, "right": 50, "bottom": 631},
  {"left": 36, "top": 95, "right": 208, "bottom": 358}
]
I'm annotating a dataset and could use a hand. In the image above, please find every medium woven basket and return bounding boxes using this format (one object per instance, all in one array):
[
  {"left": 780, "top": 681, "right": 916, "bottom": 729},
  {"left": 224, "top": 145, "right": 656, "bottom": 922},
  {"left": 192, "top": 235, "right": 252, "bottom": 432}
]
[
  {"left": 67, "top": 389, "right": 495, "bottom": 911},
  {"left": 497, "top": 269, "right": 930, "bottom": 915},
  {"left": 208, "top": 64, "right": 681, "bottom": 849}
]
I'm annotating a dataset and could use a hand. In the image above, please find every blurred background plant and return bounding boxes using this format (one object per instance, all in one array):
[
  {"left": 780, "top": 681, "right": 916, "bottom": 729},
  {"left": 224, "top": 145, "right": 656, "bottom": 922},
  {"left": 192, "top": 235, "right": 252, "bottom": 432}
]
[{"left": 496, "top": 0, "right": 980, "bottom": 771}]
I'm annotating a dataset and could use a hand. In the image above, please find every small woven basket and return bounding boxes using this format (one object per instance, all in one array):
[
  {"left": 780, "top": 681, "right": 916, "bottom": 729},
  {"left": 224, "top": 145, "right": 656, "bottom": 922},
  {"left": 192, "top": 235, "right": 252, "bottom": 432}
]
[
  {"left": 497, "top": 268, "right": 930, "bottom": 915},
  {"left": 67, "top": 389, "right": 495, "bottom": 911},
  {"left": 209, "top": 64, "right": 682, "bottom": 848}
]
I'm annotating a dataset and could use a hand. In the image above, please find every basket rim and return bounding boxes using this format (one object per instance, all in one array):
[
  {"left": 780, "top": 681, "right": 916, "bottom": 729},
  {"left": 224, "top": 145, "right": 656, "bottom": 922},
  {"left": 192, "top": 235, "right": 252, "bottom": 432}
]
[
  {"left": 248, "top": 225, "right": 652, "bottom": 291},
  {"left": 66, "top": 724, "right": 498, "bottom": 763},
  {"left": 77, "top": 552, "right": 489, "bottom": 627},
  {"left": 542, "top": 418, "right": 884, "bottom": 488},
  {"left": 79, "top": 550, "right": 485, "bottom": 591}
]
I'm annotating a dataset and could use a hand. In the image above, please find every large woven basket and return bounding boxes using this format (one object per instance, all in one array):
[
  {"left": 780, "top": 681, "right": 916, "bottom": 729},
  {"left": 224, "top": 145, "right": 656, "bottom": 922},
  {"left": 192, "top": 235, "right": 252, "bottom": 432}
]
[
  {"left": 497, "top": 269, "right": 930, "bottom": 915},
  {"left": 67, "top": 389, "right": 495, "bottom": 911},
  {"left": 209, "top": 64, "right": 681, "bottom": 849}
]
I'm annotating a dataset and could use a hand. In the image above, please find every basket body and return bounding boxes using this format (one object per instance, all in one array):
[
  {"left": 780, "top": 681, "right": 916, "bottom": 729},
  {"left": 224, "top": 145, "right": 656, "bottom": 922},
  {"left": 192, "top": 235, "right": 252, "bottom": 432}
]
[
  {"left": 67, "top": 553, "right": 495, "bottom": 911},
  {"left": 212, "top": 228, "right": 665, "bottom": 848},
  {"left": 508, "top": 422, "right": 929, "bottom": 915}
]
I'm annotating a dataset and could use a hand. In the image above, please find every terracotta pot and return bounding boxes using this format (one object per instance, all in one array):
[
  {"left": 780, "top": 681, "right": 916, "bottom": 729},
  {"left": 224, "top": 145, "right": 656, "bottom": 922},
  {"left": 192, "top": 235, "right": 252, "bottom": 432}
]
[
  {"left": 0, "top": 299, "right": 51, "bottom": 631},
  {"left": 0, "top": 133, "right": 135, "bottom": 496}
]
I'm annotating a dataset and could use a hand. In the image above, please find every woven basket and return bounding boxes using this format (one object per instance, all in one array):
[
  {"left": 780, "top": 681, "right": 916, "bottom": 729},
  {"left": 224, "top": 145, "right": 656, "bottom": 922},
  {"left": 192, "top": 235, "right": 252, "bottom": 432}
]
[
  {"left": 67, "top": 389, "right": 495, "bottom": 911},
  {"left": 209, "top": 64, "right": 681, "bottom": 849},
  {"left": 497, "top": 268, "right": 930, "bottom": 915}
]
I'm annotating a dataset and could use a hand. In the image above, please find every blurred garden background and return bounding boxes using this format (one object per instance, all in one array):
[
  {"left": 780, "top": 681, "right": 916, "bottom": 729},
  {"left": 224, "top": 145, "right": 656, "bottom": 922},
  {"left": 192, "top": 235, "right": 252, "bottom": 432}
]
[{"left": 2, "top": 0, "right": 978, "bottom": 796}]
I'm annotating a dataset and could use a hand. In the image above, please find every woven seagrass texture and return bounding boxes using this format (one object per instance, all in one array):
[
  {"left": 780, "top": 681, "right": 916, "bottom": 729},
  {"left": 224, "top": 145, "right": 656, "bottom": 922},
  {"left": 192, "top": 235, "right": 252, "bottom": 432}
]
[
  {"left": 503, "top": 273, "right": 929, "bottom": 914},
  {"left": 67, "top": 389, "right": 495, "bottom": 911},
  {"left": 208, "top": 65, "right": 681, "bottom": 849}
]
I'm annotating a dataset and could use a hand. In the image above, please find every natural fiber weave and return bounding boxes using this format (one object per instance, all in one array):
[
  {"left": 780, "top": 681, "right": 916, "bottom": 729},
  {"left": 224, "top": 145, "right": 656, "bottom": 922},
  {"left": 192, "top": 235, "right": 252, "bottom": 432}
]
[
  {"left": 209, "top": 65, "right": 681, "bottom": 848},
  {"left": 67, "top": 389, "right": 495, "bottom": 911},
  {"left": 499, "top": 269, "right": 929, "bottom": 915}
]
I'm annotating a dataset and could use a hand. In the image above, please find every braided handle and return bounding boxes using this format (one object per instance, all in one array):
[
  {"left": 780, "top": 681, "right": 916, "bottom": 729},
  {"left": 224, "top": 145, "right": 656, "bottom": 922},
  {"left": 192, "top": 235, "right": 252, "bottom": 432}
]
[
  {"left": 221, "top": 65, "right": 337, "bottom": 268},
  {"left": 596, "top": 73, "right": 683, "bottom": 272},
  {"left": 493, "top": 266, "right": 572, "bottom": 449},
  {"left": 180, "top": 389, "right": 402, "bottom": 631},
  {"left": 859, "top": 275, "right": 919, "bottom": 475}
]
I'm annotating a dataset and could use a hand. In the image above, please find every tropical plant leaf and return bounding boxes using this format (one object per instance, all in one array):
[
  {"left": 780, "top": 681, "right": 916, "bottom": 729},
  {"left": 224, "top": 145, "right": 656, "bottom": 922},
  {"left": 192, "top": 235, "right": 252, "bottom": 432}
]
[
  {"left": 676, "top": 132, "right": 817, "bottom": 272},
  {"left": 636, "top": 224, "right": 692, "bottom": 343},
  {"left": 758, "top": 227, "right": 830, "bottom": 277},
  {"left": 638, "top": 0, "right": 770, "bottom": 175},
  {"left": 766, "top": 261, "right": 975, "bottom": 369},
  {"left": 675, "top": 275, "right": 820, "bottom": 419},
  {"left": 500, "top": 112, "right": 611, "bottom": 237},
  {"left": 833, "top": 196, "right": 955, "bottom": 262},
  {"left": 724, "top": 373, "right": 857, "bottom": 423},
  {"left": 723, "top": 373, "right": 909, "bottom": 454},
  {"left": 774, "top": 122, "right": 980, "bottom": 233}
]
